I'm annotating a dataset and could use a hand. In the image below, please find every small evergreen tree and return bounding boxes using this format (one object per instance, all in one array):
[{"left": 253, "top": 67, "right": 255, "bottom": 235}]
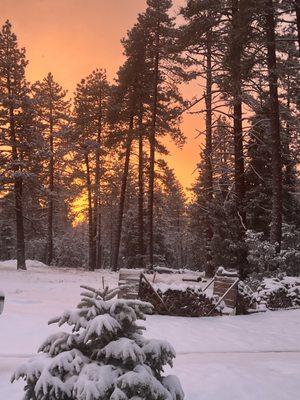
[{"left": 12, "top": 286, "right": 184, "bottom": 400}]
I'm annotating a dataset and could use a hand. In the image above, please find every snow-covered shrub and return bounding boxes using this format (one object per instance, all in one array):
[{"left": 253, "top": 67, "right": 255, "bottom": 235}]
[
  {"left": 12, "top": 285, "right": 184, "bottom": 400},
  {"left": 245, "top": 230, "right": 280, "bottom": 273},
  {"left": 54, "top": 227, "right": 88, "bottom": 268},
  {"left": 238, "top": 276, "right": 300, "bottom": 313},
  {"left": 246, "top": 227, "right": 300, "bottom": 277},
  {"left": 252, "top": 276, "right": 300, "bottom": 311},
  {"left": 26, "top": 238, "right": 47, "bottom": 262},
  {"left": 236, "top": 281, "right": 254, "bottom": 315},
  {"left": 280, "top": 224, "right": 300, "bottom": 276}
]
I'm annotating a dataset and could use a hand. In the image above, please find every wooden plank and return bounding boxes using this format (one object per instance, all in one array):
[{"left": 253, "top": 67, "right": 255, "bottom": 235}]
[
  {"left": 213, "top": 276, "right": 239, "bottom": 310},
  {"left": 118, "top": 269, "right": 144, "bottom": 299},
  {"left": 208, "top": 278, "right": 239, "bottom": 315}
]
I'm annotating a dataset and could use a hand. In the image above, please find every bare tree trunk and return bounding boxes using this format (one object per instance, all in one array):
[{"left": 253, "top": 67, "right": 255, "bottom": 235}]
[
  {"left": 265, "top": 0, "right": 283, "bottom": 250},
  {"left": 149, "top": 26, "right": 160, "bottom": 270},
  {"left": 138, "top": 105, "right": 144, "bottom": 269},
  {"left": 112, "top": 116, "right": 134, "bottom": 271},
  {"left": 93, "top": 94, "right": 102, "bottom": 269},
  {"left": 96, "top": 209, "right": 102, "bottom": 269},
  {"left": 15, "top": 177, "right": 26, "bottom": 269},
  {"left": 284, "top": 76, "right": 293, "bottom": 186},
  {"left": 109, "top": 201, "right": 114, "bottom": 269},
  {"left": 204, "top": 30, "right": 214, "bottom": 277},
  {"left": 8, "top": 90, "right": 26, "bottom": 270},
  {"left": 232, "top": 0, "right": 246, "bottom": 224},
  {"left": 295, "top": 0, "right": 300, "bottom": 57},
  {"left": 46, "top": 110, "right": 54, "bottom": 265},
  {"left": 84, "top": 152, "right": 95, "bottom": 270}
]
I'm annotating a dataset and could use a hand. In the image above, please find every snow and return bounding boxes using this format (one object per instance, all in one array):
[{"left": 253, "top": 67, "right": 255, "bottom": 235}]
[
  {"left": 73, "top": 364, "right": 119, "bottom": 400},
  {"left": 82, "top": 314, "right": 121, "bottom": 343},
  {"left": 117, "top": 364, "right": 171, "bottom": 399},
  {"left": 100, "top": 338, "right": 146, "bottom": 364},
  {"left": 153, "top": 282, "right": 203, "bottom": 294},
  {"left": 1, "top": 261, "right": 300, "bottom": 399}
]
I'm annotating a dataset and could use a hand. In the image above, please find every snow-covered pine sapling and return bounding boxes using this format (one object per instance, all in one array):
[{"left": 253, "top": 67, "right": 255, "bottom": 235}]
[{"left": 12, "top": 285, "right": 185, "bottom": 400}]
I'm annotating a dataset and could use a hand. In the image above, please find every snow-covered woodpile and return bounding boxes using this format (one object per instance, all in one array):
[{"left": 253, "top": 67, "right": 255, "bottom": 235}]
[
  {"left": 238, "top": 276, "right": 300, "bottom": 314},
  {"left": 139, "top": 279, "right": 221, "bottom": 317}
]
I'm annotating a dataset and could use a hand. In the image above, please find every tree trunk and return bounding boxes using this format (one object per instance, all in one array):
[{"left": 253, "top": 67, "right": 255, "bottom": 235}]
[
  {"left": 204, "top": 30, "right": 214, "bottom": 277},
  {"left": 93, "top": 93, "right": 102, "bottom": 269},
  {"left": 46, "top": 111, "right": 54, "bottom": 265},
  {"left": 138, "top": 105, "right": 145, "bottom": 269},
  {"left": 112, "top": 116, "right": 134, "bottom": 271},
  {"left": 295, "top": 0, "right": 300, "bottom": 57},
  {"left": 149, "top": 26, "right": 160, "bottom": 270},
  {"left": 265, "top": 0, "right": 283, "bottom": 250},
  {"left": 232, "top": 0, "right": 246, "bottom": 225},
  {"left": 284, "top": 75, "right": 293, "bottom": 186},
  {"left": 15, "top": 177, "right": 26, "bottom": 270},
  {"left": 9, "top": 93, "right": 26, "bottom": 270},
  {"left": 84, "top": 152, "right": 95, "bottom": 270}
]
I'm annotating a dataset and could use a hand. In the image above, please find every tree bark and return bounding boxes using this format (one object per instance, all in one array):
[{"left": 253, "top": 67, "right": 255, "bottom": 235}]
[
  {"left": 295, "top": 0, "right": 300, "bottom": 57},
  {"left": 8, "top": 81, "right": 26, "bottom": 270},
  {"left": 14, "top": 176, "right": 26, "bottom": 269},
  {"left": 231, "top": 0, "right": 246, "bottom": 225},
  {"left": 112, "top": 116, "right": 134, "bottom": 271},
  {"left": 84, "top": 152, "right": 95, "bottom": 270},
  {"left": 46, "top": 108, "right": 54, "bottom": 265},
  {"left": 265, "top": 0, "right": 283, "bottom": 250},
  {"left": 204, "top": 30, "right": 214, "bottom": 277},
  {"left": 149, "top": 25, "right": 160, "bottom": 270},
  {"left": 138, "top": 105, "right": 144, "bottom": 269},
  {"left": 93, "top": 92, "right": 102, "bottom": 269}
]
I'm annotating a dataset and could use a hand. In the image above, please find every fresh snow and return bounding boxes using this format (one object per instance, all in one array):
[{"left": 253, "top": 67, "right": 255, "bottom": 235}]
[{"left": 1, "top": 261, "right": 300, "bottom": 399}]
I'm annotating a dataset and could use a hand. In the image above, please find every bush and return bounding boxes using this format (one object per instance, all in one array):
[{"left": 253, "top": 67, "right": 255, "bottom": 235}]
[
  {"left": 54, "top": 226, "right": 88, "bottom": 268},
  {"left": 237, "top": 275, "right": 300, "bottom": 313}
]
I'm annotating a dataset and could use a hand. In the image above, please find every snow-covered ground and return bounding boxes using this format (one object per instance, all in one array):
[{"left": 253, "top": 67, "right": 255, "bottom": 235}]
[{"left": 1, "top": 260, "right": 300, "bottom": 400}]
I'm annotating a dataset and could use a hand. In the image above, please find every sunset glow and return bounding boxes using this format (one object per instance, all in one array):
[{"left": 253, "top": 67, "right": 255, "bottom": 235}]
[{"left": 1, "top": 0, "right": 203, "bottom": 190}]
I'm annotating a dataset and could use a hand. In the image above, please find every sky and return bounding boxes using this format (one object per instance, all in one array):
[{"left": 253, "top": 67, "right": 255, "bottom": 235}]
[{"left": 1, "top": 0, "right": 204, "bottom": 190}]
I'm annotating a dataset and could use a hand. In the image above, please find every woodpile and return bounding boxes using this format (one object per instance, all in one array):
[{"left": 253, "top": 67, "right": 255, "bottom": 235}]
[
  {"left": 237, "top": 276, "right": 300, "bottom": 314},
  {"left": 266, "top": 288, "right": 293, "bottom": 309},
  {"left": 138, "top": 279, "right": 221, "bottom": 317}
]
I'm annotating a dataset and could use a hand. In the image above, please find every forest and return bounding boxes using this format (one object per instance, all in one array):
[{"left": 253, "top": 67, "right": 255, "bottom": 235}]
[{"left": 0, "top": 0, "right": 299, "bottom": 279}]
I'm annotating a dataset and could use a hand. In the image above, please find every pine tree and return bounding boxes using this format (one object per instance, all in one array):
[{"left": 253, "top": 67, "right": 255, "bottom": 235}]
[
  {"left": 32, "top": 73, "right": 70, "bottom": 265},
  {"left": 264, "top": 0, "right": 283, "bottom": 250},
  {"left": 12, "top": 285, "right": 184, "bottom": 400},
  {"left": 180, "top": 0, "right": 225, "bottom": 275},
  {"left": 110, "top": 22, "right": 151, "bottom": 271},
  {"left": 0, "top": 21, "right": 29, "bottom": 269},
  {"left": 138, "top": 0, "right": 188, "bottom": 268},
  {"left": 74, "top": 70, "right": 110, "bottom": 270}
]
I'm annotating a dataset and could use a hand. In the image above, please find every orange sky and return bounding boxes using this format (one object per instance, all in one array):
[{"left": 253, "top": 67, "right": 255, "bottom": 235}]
[{"left": 1, "top": 0, "right": 204, "bottom": 190}]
